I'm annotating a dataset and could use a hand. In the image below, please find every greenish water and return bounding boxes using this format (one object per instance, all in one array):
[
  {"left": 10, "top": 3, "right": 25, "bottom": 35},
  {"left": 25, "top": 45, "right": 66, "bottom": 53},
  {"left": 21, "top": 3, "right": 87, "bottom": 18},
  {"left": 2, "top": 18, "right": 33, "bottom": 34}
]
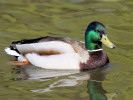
[{"left": 0, "top": 0, "right": 133, "bottom": 100}]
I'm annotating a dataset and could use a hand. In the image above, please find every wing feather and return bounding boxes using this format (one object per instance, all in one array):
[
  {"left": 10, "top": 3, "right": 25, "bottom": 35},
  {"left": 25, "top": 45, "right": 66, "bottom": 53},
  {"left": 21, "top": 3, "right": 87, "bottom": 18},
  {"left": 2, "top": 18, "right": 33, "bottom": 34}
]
[{"left": 16, "top": 41, "right": 75, "bottom": 55}]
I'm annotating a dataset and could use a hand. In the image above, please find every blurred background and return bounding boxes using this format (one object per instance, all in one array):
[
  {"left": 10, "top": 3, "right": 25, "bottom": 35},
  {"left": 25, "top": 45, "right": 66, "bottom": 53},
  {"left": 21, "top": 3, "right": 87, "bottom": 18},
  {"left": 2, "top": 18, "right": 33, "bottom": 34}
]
[{"left": 0, "top": 0, "right": 133, "bottom": 100}]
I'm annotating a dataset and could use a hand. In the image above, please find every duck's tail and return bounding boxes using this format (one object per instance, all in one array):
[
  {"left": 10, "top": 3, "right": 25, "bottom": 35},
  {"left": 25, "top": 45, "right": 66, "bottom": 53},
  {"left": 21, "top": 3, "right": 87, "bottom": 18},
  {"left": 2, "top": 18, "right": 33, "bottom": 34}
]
[
  {"left": 5, "top": 42, "right": 29, "bottom": 65},
  {"left": 4, "top": 48, "right": 20, "bottom": 57},
  {"left": 5, "top": 41, "right": 21, "bottom": 57}
]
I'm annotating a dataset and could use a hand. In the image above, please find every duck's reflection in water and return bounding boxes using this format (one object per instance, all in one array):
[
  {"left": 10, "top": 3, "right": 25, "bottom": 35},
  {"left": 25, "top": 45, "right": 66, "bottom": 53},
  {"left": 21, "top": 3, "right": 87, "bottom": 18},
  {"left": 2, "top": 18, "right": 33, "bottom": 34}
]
[
  {"left": 87, "top": 69, "right": 107, "bottom": 100},
  {"left": 24, "top": 66, "right": 81, "bottom": 81},
  {"left": 11, "top": 65, "right": 116, "bottom": 99}
]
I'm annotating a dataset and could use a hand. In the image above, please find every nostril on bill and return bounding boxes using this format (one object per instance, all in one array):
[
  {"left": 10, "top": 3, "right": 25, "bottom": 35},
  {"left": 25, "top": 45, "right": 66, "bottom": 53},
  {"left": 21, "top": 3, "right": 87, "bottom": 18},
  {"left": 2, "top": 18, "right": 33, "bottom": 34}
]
[{"left": 112, "top": 45, "right": 115, "bottom": 49}]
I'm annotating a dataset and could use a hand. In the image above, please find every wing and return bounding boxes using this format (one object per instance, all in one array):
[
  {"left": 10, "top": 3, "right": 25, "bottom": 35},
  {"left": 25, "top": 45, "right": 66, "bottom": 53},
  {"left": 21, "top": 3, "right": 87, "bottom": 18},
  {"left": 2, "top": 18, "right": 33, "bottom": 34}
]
[{"left": 16, "top": 41, "right": 75, "bottom": 55}]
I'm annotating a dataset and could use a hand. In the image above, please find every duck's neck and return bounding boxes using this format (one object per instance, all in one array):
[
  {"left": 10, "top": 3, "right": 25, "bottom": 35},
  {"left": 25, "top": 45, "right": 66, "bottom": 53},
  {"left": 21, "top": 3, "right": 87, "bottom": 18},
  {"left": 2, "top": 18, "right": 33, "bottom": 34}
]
[{"left": 85, "top": 31, "right": 102, "bottom": 51}]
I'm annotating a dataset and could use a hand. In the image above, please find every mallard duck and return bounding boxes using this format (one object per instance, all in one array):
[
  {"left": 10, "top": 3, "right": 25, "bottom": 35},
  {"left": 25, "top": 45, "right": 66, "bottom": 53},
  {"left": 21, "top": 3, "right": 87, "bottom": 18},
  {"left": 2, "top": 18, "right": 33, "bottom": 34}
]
[{"left": 5, "top": 21, "right": 115, "bottom": 70}]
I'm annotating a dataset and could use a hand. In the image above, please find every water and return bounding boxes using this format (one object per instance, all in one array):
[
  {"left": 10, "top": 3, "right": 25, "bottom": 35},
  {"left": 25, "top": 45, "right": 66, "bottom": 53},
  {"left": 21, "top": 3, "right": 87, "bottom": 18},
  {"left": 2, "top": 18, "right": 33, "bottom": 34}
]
[{"left": 0, "top": 0, "right": 133, "bottom": 100}]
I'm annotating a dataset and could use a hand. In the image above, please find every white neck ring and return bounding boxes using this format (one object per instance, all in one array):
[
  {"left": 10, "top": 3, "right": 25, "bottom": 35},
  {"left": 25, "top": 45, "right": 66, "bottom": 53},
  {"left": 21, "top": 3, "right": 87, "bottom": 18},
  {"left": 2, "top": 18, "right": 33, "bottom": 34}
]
[{"left": 87, "top": 49, "right": 103, "bottom": 52}]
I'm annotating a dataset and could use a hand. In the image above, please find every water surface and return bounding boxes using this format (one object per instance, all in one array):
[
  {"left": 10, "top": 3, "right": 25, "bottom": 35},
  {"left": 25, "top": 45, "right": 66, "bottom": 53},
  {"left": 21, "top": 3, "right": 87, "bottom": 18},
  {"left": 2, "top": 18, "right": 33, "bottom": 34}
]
[{"left": 0, "top": 0, "right": 133, "bottom": 100}]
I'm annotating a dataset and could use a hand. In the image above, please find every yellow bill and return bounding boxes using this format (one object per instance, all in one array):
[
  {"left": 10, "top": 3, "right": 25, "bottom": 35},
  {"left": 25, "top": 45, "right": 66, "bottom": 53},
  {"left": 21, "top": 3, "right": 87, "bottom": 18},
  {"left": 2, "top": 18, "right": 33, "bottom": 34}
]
[{"left": 100, "top": 35, "right": 115, "bottom": 49}]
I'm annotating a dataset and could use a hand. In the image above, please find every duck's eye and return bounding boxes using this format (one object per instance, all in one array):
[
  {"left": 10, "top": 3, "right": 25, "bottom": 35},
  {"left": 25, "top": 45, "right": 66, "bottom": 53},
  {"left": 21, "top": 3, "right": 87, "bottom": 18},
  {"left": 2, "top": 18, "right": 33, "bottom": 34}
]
[
  {"left": 101, "top": 31, "right": 104, "bottom": 34},
  {"left": 94, "top": 30, "right": 98, "bottom": 32}
]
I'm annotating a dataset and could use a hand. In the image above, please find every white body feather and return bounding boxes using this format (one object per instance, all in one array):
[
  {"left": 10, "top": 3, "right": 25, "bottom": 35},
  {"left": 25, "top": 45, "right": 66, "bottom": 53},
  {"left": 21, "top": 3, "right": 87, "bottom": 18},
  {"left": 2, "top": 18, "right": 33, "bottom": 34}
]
[{"left": 25, "top": 53, "right": 81, "bottom": 69}]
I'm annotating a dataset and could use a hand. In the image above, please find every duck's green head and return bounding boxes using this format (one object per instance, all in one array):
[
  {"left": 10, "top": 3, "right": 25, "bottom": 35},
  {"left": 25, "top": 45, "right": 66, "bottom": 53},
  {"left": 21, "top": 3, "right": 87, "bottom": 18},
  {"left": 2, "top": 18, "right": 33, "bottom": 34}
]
[{"left": 85, "top": 21, "right": 115, "bottom": 51}]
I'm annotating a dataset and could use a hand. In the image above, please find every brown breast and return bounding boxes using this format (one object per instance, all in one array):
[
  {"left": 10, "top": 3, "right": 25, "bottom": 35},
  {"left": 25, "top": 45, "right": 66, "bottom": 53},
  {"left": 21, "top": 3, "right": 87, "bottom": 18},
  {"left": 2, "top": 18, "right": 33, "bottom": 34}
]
[{"left": 80, "top": 50, "right": 109, "bottom": 71}]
